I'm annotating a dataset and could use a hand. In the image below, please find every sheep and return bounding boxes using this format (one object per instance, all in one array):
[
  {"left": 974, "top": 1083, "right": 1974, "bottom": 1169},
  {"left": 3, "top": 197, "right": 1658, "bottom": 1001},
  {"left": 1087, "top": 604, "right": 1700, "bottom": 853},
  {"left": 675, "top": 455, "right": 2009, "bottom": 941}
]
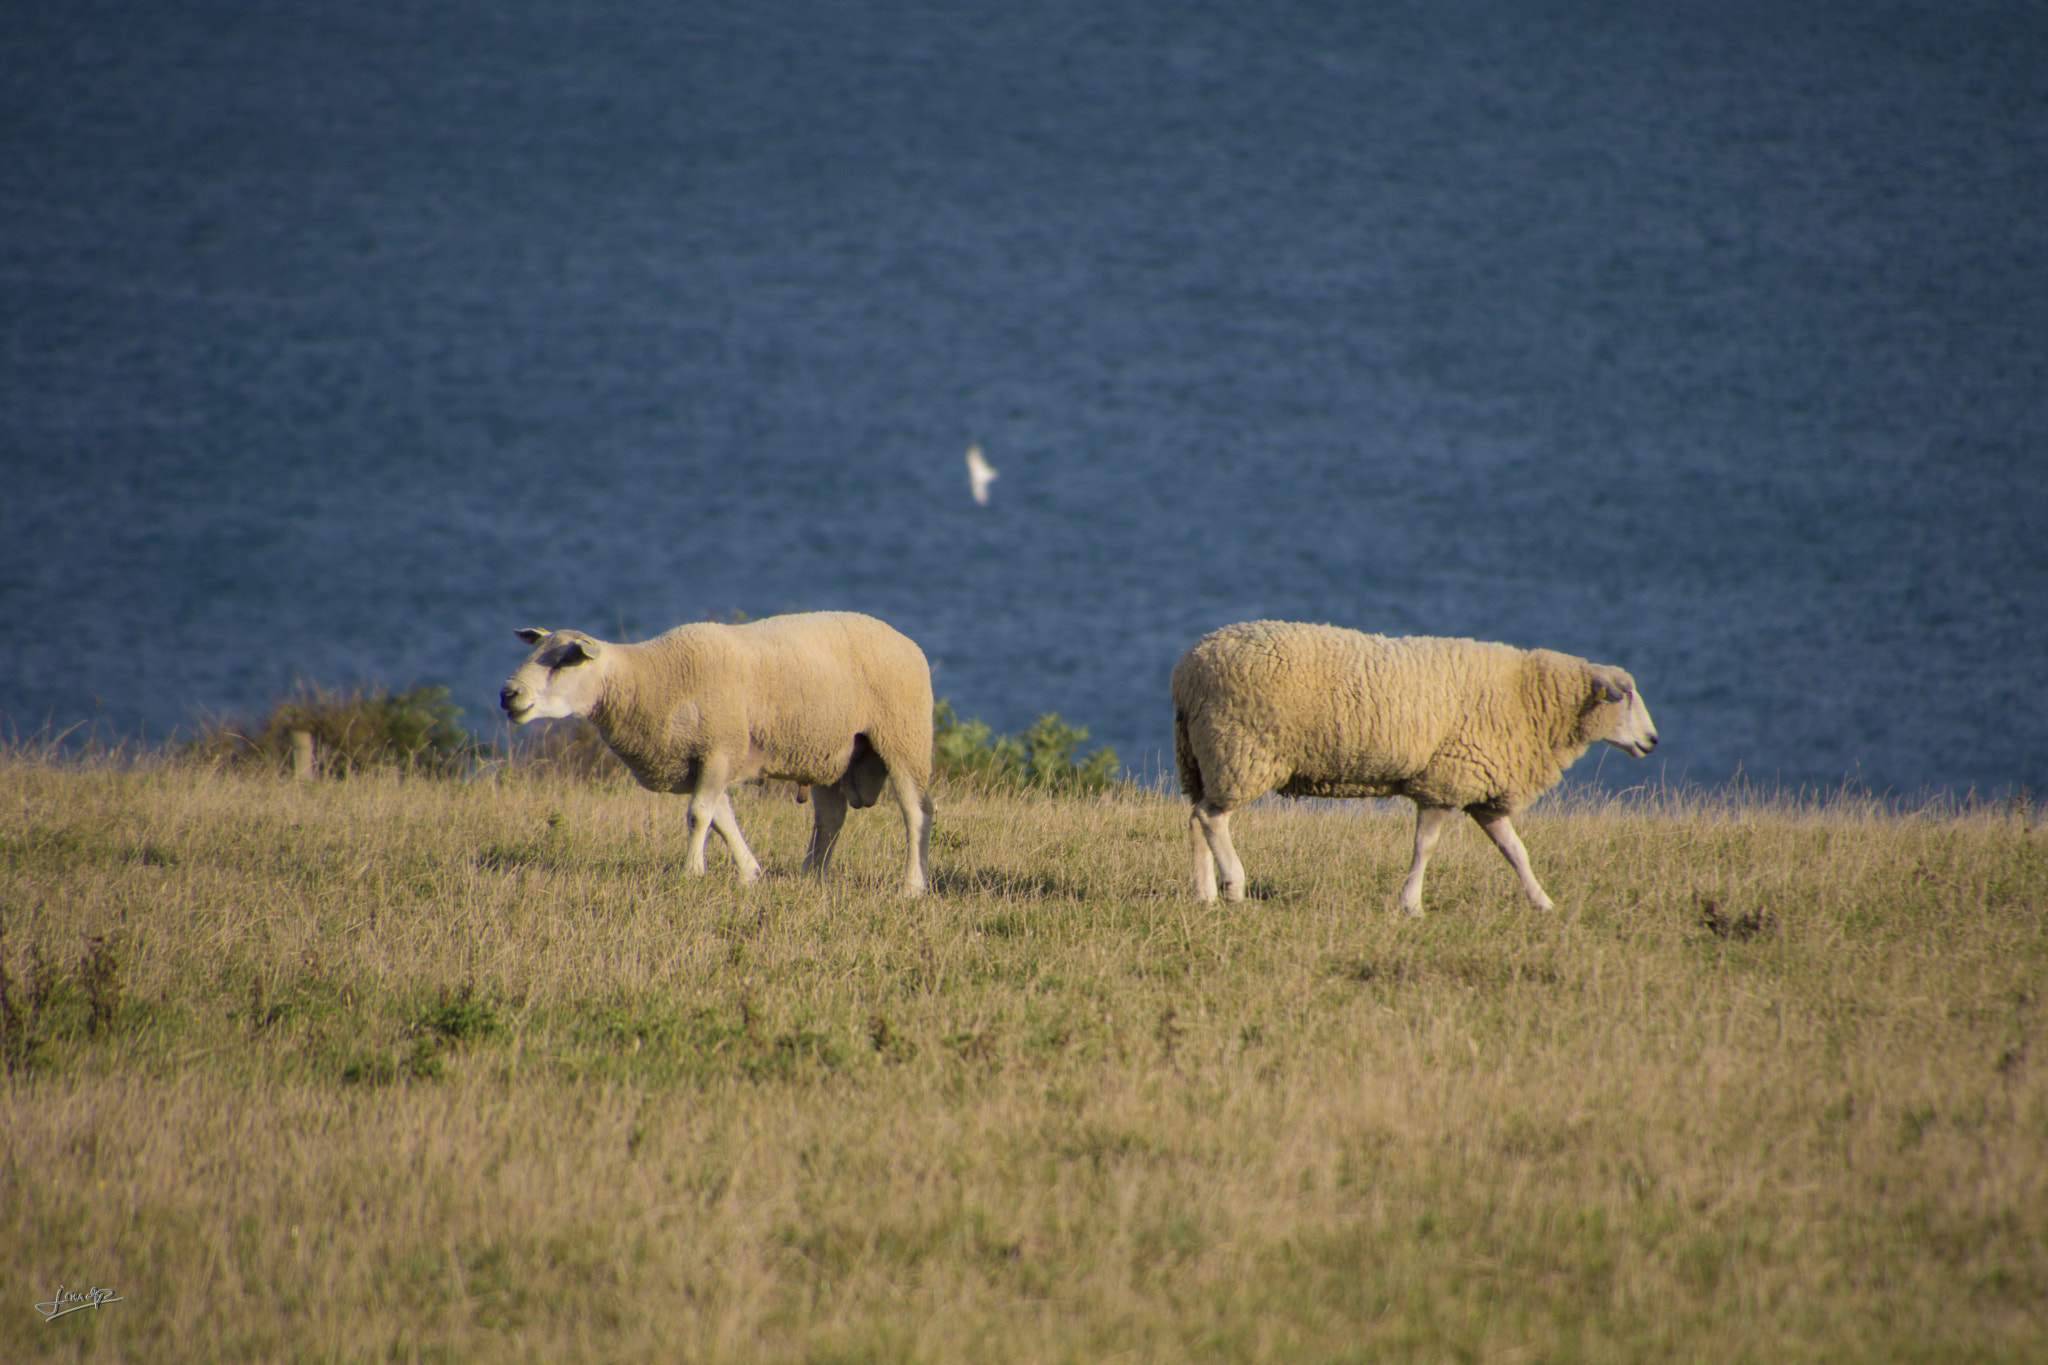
[
  {"left": 500, "top": 611, "right": 935, "bottom": 896},
  {"left": 1171, "top": 621, "right": 1658, "bottom": 915}
]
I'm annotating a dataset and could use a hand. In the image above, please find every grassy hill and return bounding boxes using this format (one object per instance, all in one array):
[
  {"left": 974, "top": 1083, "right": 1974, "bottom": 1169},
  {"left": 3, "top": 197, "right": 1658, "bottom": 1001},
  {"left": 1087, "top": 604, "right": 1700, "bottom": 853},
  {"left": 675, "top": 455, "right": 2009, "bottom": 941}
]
[{"left": 4, "top": 756, "right": 2043, "bottom": 1362}]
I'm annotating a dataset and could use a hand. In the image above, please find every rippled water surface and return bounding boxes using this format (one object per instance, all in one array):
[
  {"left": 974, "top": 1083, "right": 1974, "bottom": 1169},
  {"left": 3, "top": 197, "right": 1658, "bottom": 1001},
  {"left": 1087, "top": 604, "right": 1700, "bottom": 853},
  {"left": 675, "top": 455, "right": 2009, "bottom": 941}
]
[{"left": 5, "top": 1, "right": 2044, "bottom": 796}]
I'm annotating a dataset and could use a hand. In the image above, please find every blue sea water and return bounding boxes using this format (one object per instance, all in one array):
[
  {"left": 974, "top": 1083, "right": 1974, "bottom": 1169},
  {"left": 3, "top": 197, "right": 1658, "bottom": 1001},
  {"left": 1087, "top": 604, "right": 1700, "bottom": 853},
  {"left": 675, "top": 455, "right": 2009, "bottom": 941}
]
[{"left": 4, "top": 0, "right": 2044, "bottom": 798}]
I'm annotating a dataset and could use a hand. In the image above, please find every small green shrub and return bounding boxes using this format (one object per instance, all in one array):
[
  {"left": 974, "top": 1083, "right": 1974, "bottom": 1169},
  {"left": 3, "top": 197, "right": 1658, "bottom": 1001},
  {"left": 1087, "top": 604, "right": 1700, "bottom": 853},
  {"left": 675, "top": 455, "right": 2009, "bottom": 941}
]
[
  {"left": 419, "top": 983, "right": 501, "bottom": 1045},
  {"left": 933, "top": 700, "right": 1120, "bottom": 795},
  {"left": 193, "top": 681, "right": 486, "bottom": 778},
  {"left": 339, "top": 1039, "right": 443, "bottom": 1087},
  {"left": 339, "top": 1053, "right": 397, "bottom": 1087}
]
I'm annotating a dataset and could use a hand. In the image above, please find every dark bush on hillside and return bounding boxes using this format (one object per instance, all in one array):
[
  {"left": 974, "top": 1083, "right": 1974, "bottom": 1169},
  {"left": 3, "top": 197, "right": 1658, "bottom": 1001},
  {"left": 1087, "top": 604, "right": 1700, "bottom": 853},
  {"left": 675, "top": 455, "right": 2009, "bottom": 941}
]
[{"left": 193, "top": 682, "right": 485, "bottom": 778}]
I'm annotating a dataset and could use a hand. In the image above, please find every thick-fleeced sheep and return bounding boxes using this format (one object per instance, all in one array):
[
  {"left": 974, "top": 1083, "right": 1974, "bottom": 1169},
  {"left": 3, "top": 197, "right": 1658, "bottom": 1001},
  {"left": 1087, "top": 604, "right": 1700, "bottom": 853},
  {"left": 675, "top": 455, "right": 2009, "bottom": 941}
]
[
  {"left": 1171, "top": 621, "right": 1658, "bottom": 915},
  {"left": 500, "top": 611, "right": 935, "bottom": 895}
]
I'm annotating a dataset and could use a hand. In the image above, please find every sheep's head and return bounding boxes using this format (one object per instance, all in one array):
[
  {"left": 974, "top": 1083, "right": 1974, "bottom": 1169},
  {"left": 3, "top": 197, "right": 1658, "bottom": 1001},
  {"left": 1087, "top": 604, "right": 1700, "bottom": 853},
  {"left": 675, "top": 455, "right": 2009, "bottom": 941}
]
[
  {"left": 1585, "top": 666, "right": 1658, "bottom": 758},
  {"left": 501, "top": 628, "right": 607, "bottom": 724}
]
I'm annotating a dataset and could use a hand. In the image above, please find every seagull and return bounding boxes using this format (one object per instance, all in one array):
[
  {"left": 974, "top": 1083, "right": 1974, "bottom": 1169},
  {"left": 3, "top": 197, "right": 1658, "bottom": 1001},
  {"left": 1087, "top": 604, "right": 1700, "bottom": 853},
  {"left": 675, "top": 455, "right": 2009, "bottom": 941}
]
[{"left": 965, "top": 445, "right": 999, "bottom": 506}]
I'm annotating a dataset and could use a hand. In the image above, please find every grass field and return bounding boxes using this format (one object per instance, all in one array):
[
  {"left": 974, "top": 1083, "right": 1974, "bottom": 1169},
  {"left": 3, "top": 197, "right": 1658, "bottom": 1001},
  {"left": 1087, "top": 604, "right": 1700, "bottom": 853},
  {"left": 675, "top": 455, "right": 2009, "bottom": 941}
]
[{"left": 3, "top": 755, "right": 2044, "bottom": 1362}]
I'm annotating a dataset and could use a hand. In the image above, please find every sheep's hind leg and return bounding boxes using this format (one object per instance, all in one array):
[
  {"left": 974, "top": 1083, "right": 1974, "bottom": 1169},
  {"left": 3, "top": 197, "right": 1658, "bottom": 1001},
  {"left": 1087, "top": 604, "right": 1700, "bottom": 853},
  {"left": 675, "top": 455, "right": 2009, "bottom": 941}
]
[
  {"left": 1188, "top": 806, "right": 1218, "bottom": 901},
  {"left": 887, "top": 775, "right": 930, "bottom": 898},
  {"left": 1190, "top": 803, "right": 1244, "bottom": 903},
  {"left": 804, "top": 784, "right": 849, "bottom": 881},
  {"left": 1472, "top": 810, "right": 1553, "bottom": 911},
  {"left": 1398, "top": 805, "right": 1454, "bottom": 917}
]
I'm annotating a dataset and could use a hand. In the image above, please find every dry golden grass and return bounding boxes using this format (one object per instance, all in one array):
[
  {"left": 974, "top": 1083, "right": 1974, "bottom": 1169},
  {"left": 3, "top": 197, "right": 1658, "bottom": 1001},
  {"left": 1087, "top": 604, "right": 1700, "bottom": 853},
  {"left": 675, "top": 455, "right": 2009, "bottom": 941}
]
[{"left": 3, "top": 756, "right": 2044, "bottom": 1362}]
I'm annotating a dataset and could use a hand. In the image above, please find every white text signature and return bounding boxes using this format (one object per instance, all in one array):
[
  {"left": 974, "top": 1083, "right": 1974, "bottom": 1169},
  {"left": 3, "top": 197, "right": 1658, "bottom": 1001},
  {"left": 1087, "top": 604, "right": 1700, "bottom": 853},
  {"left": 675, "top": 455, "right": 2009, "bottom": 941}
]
[{"left": 36, "top": 1284, "right": 124, "bottom": 1321}]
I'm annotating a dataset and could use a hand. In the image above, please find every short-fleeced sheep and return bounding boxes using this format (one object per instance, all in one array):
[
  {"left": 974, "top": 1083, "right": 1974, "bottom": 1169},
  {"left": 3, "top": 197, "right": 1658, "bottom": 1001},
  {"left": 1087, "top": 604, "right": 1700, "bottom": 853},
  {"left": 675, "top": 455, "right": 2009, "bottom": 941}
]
[
  {"left": 1171, "top": 621, "right": 1658, "bottom": 914},
  {"left": 500, "top": 611, "right": 935, "bottom": 895}
]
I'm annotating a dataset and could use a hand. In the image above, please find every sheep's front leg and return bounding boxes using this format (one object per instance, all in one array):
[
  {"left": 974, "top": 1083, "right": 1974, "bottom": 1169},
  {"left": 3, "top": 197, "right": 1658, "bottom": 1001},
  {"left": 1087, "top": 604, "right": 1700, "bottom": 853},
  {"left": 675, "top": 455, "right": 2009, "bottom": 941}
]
[
  {"left": 804, "top": 783, "right": 849, "bottom": 879},
  {"left": 1398, "top": 805, "right": 1454, "bottom": 916},
  {"left": 710, "top": 792, "right": 763, "bottom": 884},
  {"left": 1190, "top": 803, "right": 1244, "bottom": 903},
  {"left": 682, "top": 790, "right": 718, "bottom": 875},
  {"left": 1472, "top": 810, "right": 1553, "bottom": 911},
  {"left": 683, "top": 761, "right": 762, "bottom": 884}
]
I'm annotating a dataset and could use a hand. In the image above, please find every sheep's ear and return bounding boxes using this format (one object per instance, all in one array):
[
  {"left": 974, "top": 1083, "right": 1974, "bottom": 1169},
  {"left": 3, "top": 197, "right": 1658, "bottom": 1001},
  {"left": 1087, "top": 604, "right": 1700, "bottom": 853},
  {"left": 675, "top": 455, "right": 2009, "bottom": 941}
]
[
  {"left": 555, "top": 640, "right": 596, "bottom": 665},
  {"left": 516, "top": 627, "right": 551, "bottom": 646},
  {"left": 1592, "top": 675, "right": 1626, "bottom": 704}
]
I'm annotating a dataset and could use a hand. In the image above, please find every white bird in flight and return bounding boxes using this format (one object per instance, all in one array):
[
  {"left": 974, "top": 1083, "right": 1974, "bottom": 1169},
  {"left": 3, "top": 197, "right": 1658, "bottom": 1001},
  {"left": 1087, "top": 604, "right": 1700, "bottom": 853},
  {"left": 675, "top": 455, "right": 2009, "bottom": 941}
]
[{"left": 965, "top": 445, "right": 999, "bottom": 506}]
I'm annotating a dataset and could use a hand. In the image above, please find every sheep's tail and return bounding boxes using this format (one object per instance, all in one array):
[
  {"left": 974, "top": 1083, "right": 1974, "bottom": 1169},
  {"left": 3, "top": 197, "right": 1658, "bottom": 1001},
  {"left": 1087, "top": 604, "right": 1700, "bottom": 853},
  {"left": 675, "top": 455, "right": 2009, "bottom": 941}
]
[{"left": 1173, "top": 707, "right": 1204, "bottom": 803}]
